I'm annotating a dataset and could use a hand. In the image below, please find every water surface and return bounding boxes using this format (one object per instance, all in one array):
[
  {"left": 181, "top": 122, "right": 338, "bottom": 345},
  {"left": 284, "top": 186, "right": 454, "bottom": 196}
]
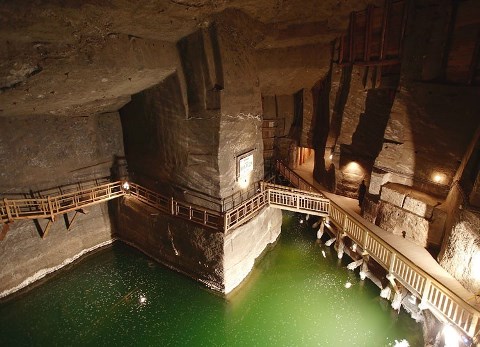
[{"left": 0, "top": 212, "right": 423, "bottom": 346}]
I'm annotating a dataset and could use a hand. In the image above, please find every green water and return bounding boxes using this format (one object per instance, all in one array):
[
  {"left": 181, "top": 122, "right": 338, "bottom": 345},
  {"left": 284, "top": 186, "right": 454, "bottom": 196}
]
[{"left": 0, "top": 213, "right": 423, "bottom": 346}]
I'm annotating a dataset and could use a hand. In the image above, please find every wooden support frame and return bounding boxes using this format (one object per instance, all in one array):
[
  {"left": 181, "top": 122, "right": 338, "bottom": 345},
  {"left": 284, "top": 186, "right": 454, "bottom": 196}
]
[
  {"left": 42, "top": 219, "right": 54, "bottom": 239},
  {"left": 66, "top": 209, "right": 87, "bottom": 231}
]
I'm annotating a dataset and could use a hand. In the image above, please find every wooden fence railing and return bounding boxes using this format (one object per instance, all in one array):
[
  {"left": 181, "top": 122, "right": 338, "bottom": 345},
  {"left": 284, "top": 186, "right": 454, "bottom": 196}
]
[
  {"left": 127, "top": 183, "right": 223, "bottom": 230},
  {"left": 277, "top": 160, "right": 480, "bottom": 340},
  {"left": 1, "top": 181, "right": 124, "bottom": 223},
  {"left": 275, "top": 161, "right": 317, "bottom": 192}
]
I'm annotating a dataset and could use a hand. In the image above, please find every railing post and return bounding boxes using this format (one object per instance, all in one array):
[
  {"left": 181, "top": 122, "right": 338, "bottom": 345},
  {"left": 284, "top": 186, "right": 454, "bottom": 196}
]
[
  {"left": 420, "top": 278, "right": 432, "bottom": 308},
  {"left": 170, "top": 197, "right": 175, "bottom": 215},
  {"left": 342, "top": 213, "right": 348, "bottom": 232},
  {"left": 468, "top": 313, "right": 479, "bottom": 337},
  {"left": 224, "top": 213, "right": 229, "bottom": 232},
  {"left": 47, "top": 196, "right": 55, "bottom": 221},
  {"left": 4, "top": 198, "right": 13, "bottom": 222},
  {"left": 362, "top": 230, "right": 369, "bottom": 249},
  {"left": 389, "top": 252, "right": 396, "bottom": 274}
]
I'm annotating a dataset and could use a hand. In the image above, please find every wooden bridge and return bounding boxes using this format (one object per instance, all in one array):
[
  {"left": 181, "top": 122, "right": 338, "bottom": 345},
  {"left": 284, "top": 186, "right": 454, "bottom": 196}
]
[
  {"left": 276, "top": 160, "right": 480, "bottom": 342},
  {"left": 1, "top": 163, "right": 479, "bottom": 342},
  {"left": 0, "top": 179, "right": 329, "bottom": 238}
]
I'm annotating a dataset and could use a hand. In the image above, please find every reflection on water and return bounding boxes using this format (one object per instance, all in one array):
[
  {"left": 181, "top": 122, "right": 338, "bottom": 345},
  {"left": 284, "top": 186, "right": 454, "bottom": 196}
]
[{"left": 0, "top": 212, "right": 423, "bottom": 346}]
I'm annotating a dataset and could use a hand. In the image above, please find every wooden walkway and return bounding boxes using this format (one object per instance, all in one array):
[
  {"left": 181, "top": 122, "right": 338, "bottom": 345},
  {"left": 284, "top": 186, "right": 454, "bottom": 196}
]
[
  {"left": 0, "top": 179, "right": 329, "bottom": 237},
  {"left": 276, "top": 160, "right": 480, "bottom": 341},
  {"left": 2, "top": 165, "right": 478, "bottom": 341}
]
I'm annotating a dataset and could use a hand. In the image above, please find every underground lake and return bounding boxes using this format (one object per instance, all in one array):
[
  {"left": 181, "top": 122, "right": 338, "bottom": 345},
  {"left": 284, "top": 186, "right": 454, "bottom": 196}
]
[{"left": 0, "top": 212, "right": 423, "bottom": 346}]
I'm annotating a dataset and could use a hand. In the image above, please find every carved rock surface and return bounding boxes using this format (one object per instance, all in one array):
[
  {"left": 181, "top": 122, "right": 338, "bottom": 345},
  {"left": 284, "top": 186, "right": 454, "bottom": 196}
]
[{"left": 439, "top": 210, "right": 480, "bottom": 294}]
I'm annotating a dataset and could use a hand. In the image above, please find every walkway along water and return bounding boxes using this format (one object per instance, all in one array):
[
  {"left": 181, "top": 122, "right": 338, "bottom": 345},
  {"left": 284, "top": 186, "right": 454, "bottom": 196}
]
[
  {"left": 276, "top": 160, "right": 480, "bottom": 343},
  {"left": 1, "top": 165, "right": 479, "bottom": 342}
]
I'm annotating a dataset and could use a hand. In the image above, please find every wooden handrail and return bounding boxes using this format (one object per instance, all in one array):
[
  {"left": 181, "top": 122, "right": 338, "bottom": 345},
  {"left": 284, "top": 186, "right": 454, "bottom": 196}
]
[
  {"left": 277, "top": 160, "right": 480, "bottom": 340},
  {"left": 1, "top": 181, "right": 125, "bottom": 223},
  {"left": 128, "top": 183, "right": 223, "bottom": 230}
]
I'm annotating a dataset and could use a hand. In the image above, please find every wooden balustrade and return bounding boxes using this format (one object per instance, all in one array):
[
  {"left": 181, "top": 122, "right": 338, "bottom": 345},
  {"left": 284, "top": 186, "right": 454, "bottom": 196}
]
[
  {"left": 128, "top": 183, "right": 223, "bottom": 230},
  {"left": 1, "top": 182, "right": 124, "bottom": 224},
  {"left": 265, "top": 182, "right": 329, "bottom": 217},
  {"left": 224, "top": 191, "right": 268, "bottom": 231},
  {"left": 276, "top": 160, "right": 480, "bottom": 339}
]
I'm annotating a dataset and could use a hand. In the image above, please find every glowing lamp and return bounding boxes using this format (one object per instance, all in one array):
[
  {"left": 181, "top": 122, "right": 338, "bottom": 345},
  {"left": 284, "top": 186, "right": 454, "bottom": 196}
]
[
  {"left": 238, "top": 175, "right": 250, "bottom": 189},
  {"left": 122, "top": 182, "right": 130, "bottom": 190},
  {"left": 434, "top": 174, "right": 442, "bottom": 183},
  {"left": 139, "top": 295, "right": 147, "bottom": 304},
  {"left": 329, "top": 154, "right": 333, "bottom": 160}
]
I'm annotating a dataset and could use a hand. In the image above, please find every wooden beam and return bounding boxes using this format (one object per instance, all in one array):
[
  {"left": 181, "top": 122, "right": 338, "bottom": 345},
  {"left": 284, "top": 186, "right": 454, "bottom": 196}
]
[
  {"left": 439, "top": 1, "right": 459, "bottom": 81},
  {"left": 349, "top": 12, "right": 356, "bottom": 64},
  {"left": 67, "top": 211, "right": 79, "bottom": 231},
  {"left": 42, "top": 219, "right": 54, "bottom": 239},
  {"left": 398, "top": 0, "right": 409, "bottom": 57},
  {"left": 468, "top": 28, "right": 480, "bottom": 85},
  {"left": 380, "top": 0, "right": 391, "bottom": 60},
  {"left": 339, "top": 58, "right": 400, "bottom": 67},
  {"left": 339, "top": 36, "right": 345, "bottom": 65},
  {"left": 0, "top": 223, "right": 10, "bottom": 241},
  {"left": 364, "top": 5, "right": 374, "bottom": 61}
]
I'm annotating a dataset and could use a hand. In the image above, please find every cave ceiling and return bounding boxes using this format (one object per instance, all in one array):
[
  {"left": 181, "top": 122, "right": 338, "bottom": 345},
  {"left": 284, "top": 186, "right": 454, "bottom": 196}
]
[{"left": 0, "top": 0, "right": 377, "bottom": 117}]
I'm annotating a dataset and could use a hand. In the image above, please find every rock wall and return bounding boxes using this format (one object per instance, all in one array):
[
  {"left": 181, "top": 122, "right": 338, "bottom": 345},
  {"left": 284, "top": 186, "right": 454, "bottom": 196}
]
[
  {"left": 439, "top": 209, "right": 480, "bottom": 294},
  {"left": 0, "top": 204, "right": 113, "bottom": 298},
  {"left": 0, "top": 113, "right": 124, "bottom": 193},
  {"left": 0, "top": 112, "right": 124, "bottom": 297},
  {"left": 373, "top": 183, "right": 446, "bottom": 248},
  {"left": 115, "top": 197, "right": 282, "bottom": 294},
  {"left": 224, "top": 207, "right": 282, "bottom": 294},
  {"left": 115, "top": 197, "right": 225, "bottom": 292}
]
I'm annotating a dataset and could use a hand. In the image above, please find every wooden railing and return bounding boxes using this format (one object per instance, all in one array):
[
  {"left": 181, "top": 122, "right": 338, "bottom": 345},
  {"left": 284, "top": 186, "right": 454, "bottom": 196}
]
[
  {"left": 1, "top": 181, "right": 124, "bottom": 223},
  {"left": 224, "top": 190, "right": 268, "bottom": 232},
  {"left": 128, "top": 183, "right": 223, "bottom": 230},
  {"left": 276, "top": 161, "right": 317, "bottom": 192},
  {"left": 1, "top": 178, "right": 327, "bottom": 235},
  {"left": 277, "top": 160, "right": 480, "bottom": 340},
  {"left": 265, "top": 182, "right": 329, "bottom": 216}
]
